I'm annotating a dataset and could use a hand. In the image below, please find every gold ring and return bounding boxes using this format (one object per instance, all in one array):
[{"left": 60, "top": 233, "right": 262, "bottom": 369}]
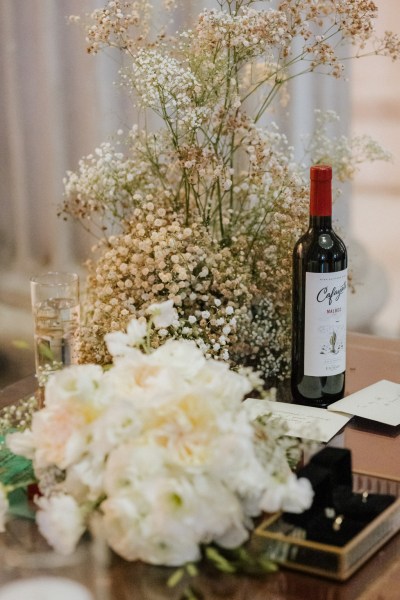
[
  {"left": 333, "top": 515, "right": 344, "bottom": 532},
  {"left": 362, "top": 491, "right": 369, "bottom": 504}
]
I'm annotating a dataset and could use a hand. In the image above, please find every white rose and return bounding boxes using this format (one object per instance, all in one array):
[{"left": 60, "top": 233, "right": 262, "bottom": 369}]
[
  {"left": 100, "top": 494, "right": 142, "bottom": 562},
  {"left": 36, "top": 494, "right": 86, "bottom": 555}
]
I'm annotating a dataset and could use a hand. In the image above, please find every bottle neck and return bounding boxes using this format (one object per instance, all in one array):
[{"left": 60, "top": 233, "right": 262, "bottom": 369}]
[
  {"left": 309, "top": 215, "right": 332, "bottom": 229},
  {"left": 310, "top": 176, "right": 332, "bottom": 218}
]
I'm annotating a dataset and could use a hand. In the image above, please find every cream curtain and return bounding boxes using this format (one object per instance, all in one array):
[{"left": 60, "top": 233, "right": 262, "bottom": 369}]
[{"left": 0, "top": 0, "right": 131, "bottom": 295}]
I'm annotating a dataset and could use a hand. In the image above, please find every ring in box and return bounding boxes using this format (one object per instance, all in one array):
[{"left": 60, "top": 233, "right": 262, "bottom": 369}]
[{"left": 255, "top": 454, "right": 400, "bottom": 580}]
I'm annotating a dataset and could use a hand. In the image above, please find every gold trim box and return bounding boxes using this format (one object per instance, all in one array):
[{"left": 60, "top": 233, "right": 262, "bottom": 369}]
[{"left": 255, "top": 472, "right": 400, "bottom": 580}]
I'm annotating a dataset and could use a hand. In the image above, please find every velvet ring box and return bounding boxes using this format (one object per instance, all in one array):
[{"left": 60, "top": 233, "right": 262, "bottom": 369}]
[
  {"left": 255, "top": 449, "right": 400, "bottom": 580},
  {"left": 310, "top": 447, "right": 395, "bottom": 526}
]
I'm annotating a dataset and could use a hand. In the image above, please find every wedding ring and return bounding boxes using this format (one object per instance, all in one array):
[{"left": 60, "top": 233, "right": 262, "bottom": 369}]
[
  {"left": 324, "top": 507, "right": 336, "bottom": 519},
  {"left": 362, "top": 491, "right": 369, "bottom": 504},
  {"left": 333, "top": 515, "right": 344, "bottom": 532}
]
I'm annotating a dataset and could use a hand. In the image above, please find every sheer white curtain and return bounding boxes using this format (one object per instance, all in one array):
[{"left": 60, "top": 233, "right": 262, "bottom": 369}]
[{"left": 0, "top": 0, "right": 130, "bottom": 293}]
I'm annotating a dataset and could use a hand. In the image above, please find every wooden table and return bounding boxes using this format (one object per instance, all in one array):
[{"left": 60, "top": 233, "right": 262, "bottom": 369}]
[{"left": 0, "top": 332, "right": 399, "bottom": 599}]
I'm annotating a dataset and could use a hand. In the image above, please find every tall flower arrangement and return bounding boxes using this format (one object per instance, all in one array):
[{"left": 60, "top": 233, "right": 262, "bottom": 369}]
[{"left": 62, "top": 0, "right": 399, "bottom": 380}]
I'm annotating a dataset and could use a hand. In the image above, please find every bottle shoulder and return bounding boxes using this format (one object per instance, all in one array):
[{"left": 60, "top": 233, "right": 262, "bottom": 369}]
[{"left": 293, "top": 227, "right": 347, "bottom": 265}]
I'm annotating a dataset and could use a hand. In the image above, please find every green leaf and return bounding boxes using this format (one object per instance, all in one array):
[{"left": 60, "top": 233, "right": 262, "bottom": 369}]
[
  {"left": 38, "top": 342, "right": 55, "bottom": 361},
  {"left": 203, "top": 544, "right": 278, "bottom": 576},
  {"left": 186, "top": 563, "right": 198, "bottom": 577},
  {"left": 181, "top": 586, "right": 203, "bottom": 600},
  {"left": 204, "top": 546, "right": 236, "bottom": 573},
  {"left": 167, "top": 568, "right": 185, "bottom": 588},
  {"left": 0, "top": 435, "right": 35, "bottom": 488},
  {"left": 8, "top": 487, "right": 36, "bottom": 520}
]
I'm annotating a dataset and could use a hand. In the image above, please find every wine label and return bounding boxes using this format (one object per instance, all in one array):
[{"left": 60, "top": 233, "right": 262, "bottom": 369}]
[{"left": 304, "top": 269, "right": 347, "bottom": 377}]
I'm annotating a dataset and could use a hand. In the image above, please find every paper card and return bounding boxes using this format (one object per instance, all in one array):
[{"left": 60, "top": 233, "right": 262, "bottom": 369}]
[
  {"left": 328, "top": 380, "right": 400, "bottom": 426},
  {"left": 244, "top": 398, "right": 351, "bottom": 443}
]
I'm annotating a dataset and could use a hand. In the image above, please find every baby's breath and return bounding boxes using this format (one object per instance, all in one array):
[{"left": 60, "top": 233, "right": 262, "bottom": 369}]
[
  {"left": 0, "top": 396, "right": 38, "bottom": 436},
  {"left": 78, "top": 202, "right": 252, "bottom": 366}
]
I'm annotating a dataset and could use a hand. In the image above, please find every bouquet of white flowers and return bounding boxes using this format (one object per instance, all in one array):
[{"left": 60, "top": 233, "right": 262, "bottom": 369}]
[{"left": 4, "top": 301, "right": 312, "bottom": 566}]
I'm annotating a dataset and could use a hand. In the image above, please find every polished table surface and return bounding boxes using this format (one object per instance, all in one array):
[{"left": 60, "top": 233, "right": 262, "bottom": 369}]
[{"left": 0, "top": 332, "right": 399, "bottom": 599}]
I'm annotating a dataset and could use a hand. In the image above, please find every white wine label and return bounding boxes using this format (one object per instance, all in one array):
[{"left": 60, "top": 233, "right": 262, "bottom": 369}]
[{"left": 304, "top": 269, "right": 347, "bottom": 377}]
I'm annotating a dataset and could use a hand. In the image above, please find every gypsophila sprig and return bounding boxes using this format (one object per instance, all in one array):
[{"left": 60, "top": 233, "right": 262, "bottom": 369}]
[
  {"left": 0, "top": 396, "right": 38, "bottom": 435},
  {"left": 4, "top": 306, "right": 313, "bottom": 562},
  {"left": 61, "top": 0, "right": 399, "bottom": 382},
  {"left": 78, "top": 202, "right": 253, "bottom": 365},
  {"left": 304, "top": 110, "right": 393, "bottom": 181},
  {"left": 84, "top": 0, "right": 177, "bottom": 55}
]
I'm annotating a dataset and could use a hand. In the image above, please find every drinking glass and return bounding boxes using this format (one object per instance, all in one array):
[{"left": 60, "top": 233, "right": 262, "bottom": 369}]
[{"left": 30, "top": 272, "right": 80, "bottom": 384}]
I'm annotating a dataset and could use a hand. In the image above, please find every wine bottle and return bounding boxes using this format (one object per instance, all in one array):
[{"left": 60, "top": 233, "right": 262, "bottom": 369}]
[{"left": 291, "top": 165, "right": 347, "bottom": 408}]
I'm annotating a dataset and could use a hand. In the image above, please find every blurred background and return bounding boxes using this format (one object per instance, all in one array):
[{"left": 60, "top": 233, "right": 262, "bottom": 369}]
[{"left": 1, "top": 0, "right": 399, "bottom": 388}]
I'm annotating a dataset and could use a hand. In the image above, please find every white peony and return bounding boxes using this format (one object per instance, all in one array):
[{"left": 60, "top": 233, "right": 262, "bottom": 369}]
[
  {"left": 194, "top": 359, "right": 253, "bottom": 408},
  {"left": 9, "top": 365, "right": 108, "bottom": 472},
  {"left": 101, "top": 487, "right": 202, "bottom": 565},
  {"left": 44, "top": 364, "right": 104, "bottom": 408},
  {"left": 101, "top": 472, "right": 249, "bottom": 566},
  {"left": 104, "top": 354, "right": 178, "bottom": 406},
  {"left": 36, "top": 494, "right": 86, "bottom": 555},
  {"left": 24, "top": 404, "right": 89, "bottom": 471},
  {"left": 103, "top": 443, "right": 169, "bottom": 495}
]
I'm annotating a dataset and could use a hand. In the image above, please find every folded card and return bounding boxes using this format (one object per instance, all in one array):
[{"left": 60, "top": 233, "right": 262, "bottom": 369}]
[
  {"left": 244, "top": 399, "right": 351, "bottom": 443},
  {"left": 328, "top": 380, "right": 400, "bottom": 426}
]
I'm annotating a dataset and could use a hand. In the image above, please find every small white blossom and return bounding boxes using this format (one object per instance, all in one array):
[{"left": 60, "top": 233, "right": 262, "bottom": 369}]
[
  {"left": 36, "top": 494, "right": 86, "bottom": 555},
  {"left": 106, "top": 318, "right": 147, "bottom": 357},
  {"left": 260, "top": 473, "right": 314, "bottom": 514},
  {"left": 146, "top": 299, "right": 178, "bottom": 328}
]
